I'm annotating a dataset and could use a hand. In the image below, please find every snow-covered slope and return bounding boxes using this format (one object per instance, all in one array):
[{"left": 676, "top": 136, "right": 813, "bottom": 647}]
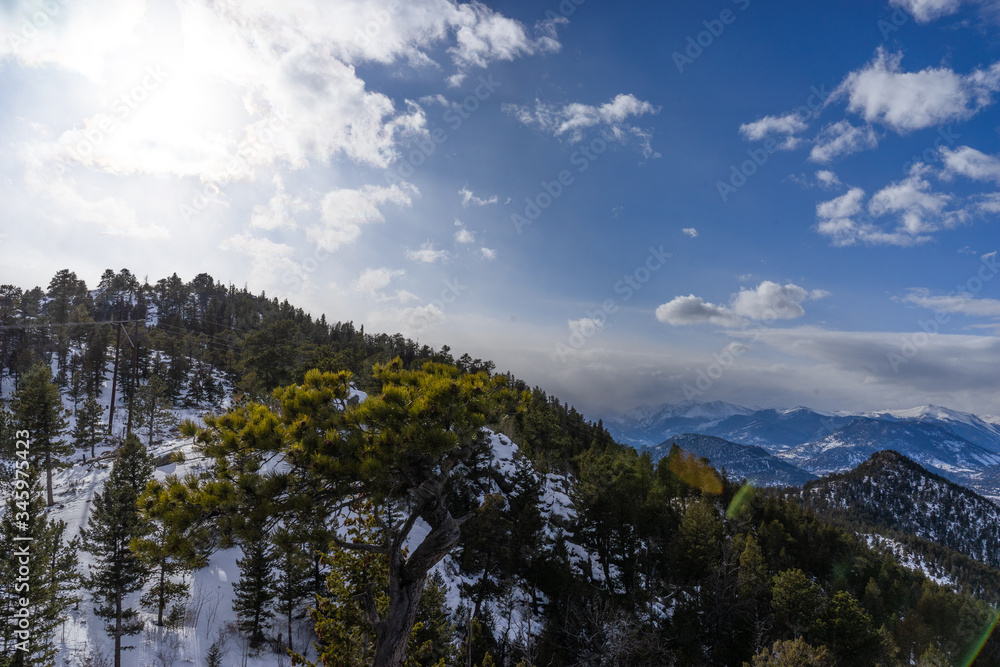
[
  {"left": 860, "top": 405, "right": 1000, "bottom": 454},
  {"left": 791, "top": 451, "right": 1000, "bottom": 569},
  {"left": 10, "top": 408, "right": 598, "bottom": 665},
  {"left": 777, "top": 419, "right": 1000, "bottom": 480}
]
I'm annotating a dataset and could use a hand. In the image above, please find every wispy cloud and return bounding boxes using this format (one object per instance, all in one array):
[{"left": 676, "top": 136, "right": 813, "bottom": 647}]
[
  {"left": 406, "top": 241, "right": 450, "bottom": 263},
  {"left": 459, "top": 187, "right": 498, "bottom": 207},
  {"left": 504, "top": 93, "right": 661, "bottom": 156}
]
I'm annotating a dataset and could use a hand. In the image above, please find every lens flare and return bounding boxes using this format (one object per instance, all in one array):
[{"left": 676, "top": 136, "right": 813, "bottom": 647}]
[
  {"left": 960, "top": 608, "right": 1000, "bottom": 667},
  {"left": 726, "top": 482, "right": 756, "bottom": 518},
  {"left": 668, "top": 450, "right": 723, "bottom": 495}
]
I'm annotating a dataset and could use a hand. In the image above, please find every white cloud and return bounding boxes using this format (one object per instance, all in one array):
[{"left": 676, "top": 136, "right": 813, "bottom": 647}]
[
  {"left": 353, "top": 267, "right": 405, "bottom": 296},
  {"left": 835, "top": 48, "right": 1000, "bottom": 133},
  {"left": 977, "top": 194, "right": 1000, "bottom": 213},
  {"left": 816, "top": 170, "right": 843, "bottom": 189},
  {"left": 249, "top": 174, "right": 308, "bottom": 230},
  {"left": 867, "top": 166, "right": 955, "bottom": 235},
  {"left": 739, "top": 113, "right": 808, "bottom": 148},
  {"left": 899, "top": 288, "right": 1000, "bottom": 317},
  {"left": 10, "top": 0, "right": 560, "bottom": 190},
  {"left": 459, "top": 187, "right": 498, "bottom": 207},
  {"left": 504, "top": 93, "right": 660, "bottom": 156},
  {"left": 817, "top": 187, "right": 866, "bottom": 220},
  {"left": 655, "top": 295, "right": 743, "bottom": 327},
  {"left": 399, "top": 302, "right": 446, "bottom": 332},
  {"left": 657, "top": 281, "right": 824, "bottom": 327},
  {"left": 809, "top": 121, "right": 878, "bottom": 163},
  {"left": 888, "top": 0, "right": 967, "bottom": 22},
  {"left": 940, "top": 145, "right": 1000, "bottom": 183},
  {"left": 406, "top": 241, "right": 450, "bottom": 263},
  {"left": 220, "top": 233, "right": 302, "bottom": 288},
  {"left": 681, "top": 227, "right": 699, "bottom": 238},
  {"left": 0, "top": 0, "right": 147, "bottom": 80},
  {"left": 454, "top": 219, "right": 476, "bottom": 244},
  {"left": 731, "top": 281, "right": 820, "bottom": 320},
  {"left": 445, "top": 2, "right": 561, "bottom": 86},
  {"left": 308, "top": 183, "right": 417, "bottom": 252},
  {"left": 569, "top": 317, "right": 604, "bottom": 338},
  {"left": 815, "top": 169, "right": 963, "bottom": 246},
  {"left": 19, "top": 149, "right": 165, "bottom": 238},
  {"left": 480, "top": 247, "right": 496, "bottom": 260}
]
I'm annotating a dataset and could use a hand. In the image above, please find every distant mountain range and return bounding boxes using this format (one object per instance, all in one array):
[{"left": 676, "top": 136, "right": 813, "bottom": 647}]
[
  {"left": 645, "top": 433, "right": 816, "bottom": 487},
  {"left": 602, "top": 401, "right": 1000, "bottom": 495},
  {"left": 778, "top": 419, "right": 1000, "bottom": 480}
]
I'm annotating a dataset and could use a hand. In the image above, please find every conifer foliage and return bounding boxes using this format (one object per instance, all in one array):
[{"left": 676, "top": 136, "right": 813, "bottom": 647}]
[
  {"left": 187, "top": 360, "right": 515, "bottom": 667},
  {"left": 0, "top": 470, "right": 81, "bottom": 666},
  {"left": 11, "top": 363, "right": 70, "bottom": 506},
  {"left": 80, "top": 435, "right": 154, "bottom": 667}
]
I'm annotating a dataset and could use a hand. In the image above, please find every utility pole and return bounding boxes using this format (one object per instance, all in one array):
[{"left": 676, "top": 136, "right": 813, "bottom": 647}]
[
  {"left": 126, "top": 322, "right": 141, "bottom": 438},
  {"left": 107, "top": 313, "right": 123, "bottom": 434}
]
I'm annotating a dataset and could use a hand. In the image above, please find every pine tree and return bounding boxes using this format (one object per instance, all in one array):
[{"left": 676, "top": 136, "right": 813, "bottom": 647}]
[
  {"left": 134, "top": 521, "right": 195, "bottom": 627},
  {"left": 73, "top": 395, "right": 106, "bottom": 460},
  {"left": 133, "top": 370, "right": 177, "bottom": 448},
  {"left": 67, "top": 354, "right": 85, "bottom": 416},
  {"left": 195, "top": 362, "right": 513, "bottom": 667},
  {"left": 12, "top": 362, "right": 71, "bottom": 506},
  {"left": 233, "top": 525, "right": 274, "bottom": 652},
  {"left": 45, "top": 269, "right": 88, "bottom": 388},
  {"left": 0, "top": 405, "right": 16, "bottom": 458},
  {"left": 271, "top": 527, "right": 313, "bottom": 655},
  {"left": 205, "top": 641, "right": 224, "bottom": 667},
  {"left": 0, "top": 469, "right": 81, "bottom": 665},
  {"left": 749, "top": 637, "right": 834, "bottom": 666},
  {"left": 134, "top": 475, "right": 210, "bottom": 627},
  {"left": 80, "top": 435, "right": 154, "bottom": 667}
]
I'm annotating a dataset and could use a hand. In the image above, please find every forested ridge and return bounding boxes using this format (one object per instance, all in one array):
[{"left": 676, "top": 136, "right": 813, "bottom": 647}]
[{"left": 1, "top": 269, "right": 999, "bottom": 666}]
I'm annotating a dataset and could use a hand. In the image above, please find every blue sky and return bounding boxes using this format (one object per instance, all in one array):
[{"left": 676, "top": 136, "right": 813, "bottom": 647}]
[{"left": 2, "top": 0, "right": 1000, "bottom": 415}]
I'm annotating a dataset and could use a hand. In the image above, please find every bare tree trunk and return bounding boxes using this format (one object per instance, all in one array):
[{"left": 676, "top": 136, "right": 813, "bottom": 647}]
[
  {"left": 156, "top": 563, "right": 166, "bottom": 626},
  {"left": 370, "top": 494, "right": 463, "bottom": 667},
  {"left": 114, "top": 593, "right": 122, "bottom": 667},
  {"left": 46, "top": 449, "right": 54, "bottom": 506}
]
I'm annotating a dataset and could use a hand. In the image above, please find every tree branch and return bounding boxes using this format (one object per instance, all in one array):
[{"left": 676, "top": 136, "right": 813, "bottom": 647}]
[
  {"left": 390, "top": 506, "right": 422, "bottom": 555},
  {"left": 353, "top": 582, "right": 382, "bottom": 629},
  {"left": 331, "top": 534, "right": 390, "bottom": 556}
]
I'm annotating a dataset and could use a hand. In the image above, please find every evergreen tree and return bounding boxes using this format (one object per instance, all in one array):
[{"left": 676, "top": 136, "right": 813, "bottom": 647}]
[
  {"left": 205, "top": 641, "right": 224, "bottom": 667},
  {"left": 770, "top": 568, "right": 825, "bottom": 639},
  {"left": 271, "top": 527, "right": 313, "bottom": 655},
  {"left": 0, "top": 469, "right": 81, "bottom": 665},
  {"left": 73, "top": 395, "right": 106, "bottom": 460},
  {"left": 67, "top": 354, "right": 85, "bottom": 416},
  {"left": 0, "top": 405, "right": 16, "bottom": 458},
  {"left": 302, "top": 504, "right": 458, "bottom": 667},
  {"left": 80, "top": 435, "right": 154, "bottom": 667},
  {"left": 233, "top": 525, "right": 274, "bottom": 652},
  {"left": 195, "top": 362, "right": 513, "bottom": 667},
  {"left": 748, "top": 637, "right": 834, "bottom": 666},
  {"left": 45, "top": 269, "right": 88, "bottom": 387},
  {"left": 676, "top": 498, "right": 723, "bottom": 581},
  {"left": 134, "top": 474, "right": 210, "bottom": 627},
  {"left": 133, "top": 369, "right": 176, "bottom": 448},
  {"left": 12, "top": 362, "right": 70, "bottom": 506}
]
